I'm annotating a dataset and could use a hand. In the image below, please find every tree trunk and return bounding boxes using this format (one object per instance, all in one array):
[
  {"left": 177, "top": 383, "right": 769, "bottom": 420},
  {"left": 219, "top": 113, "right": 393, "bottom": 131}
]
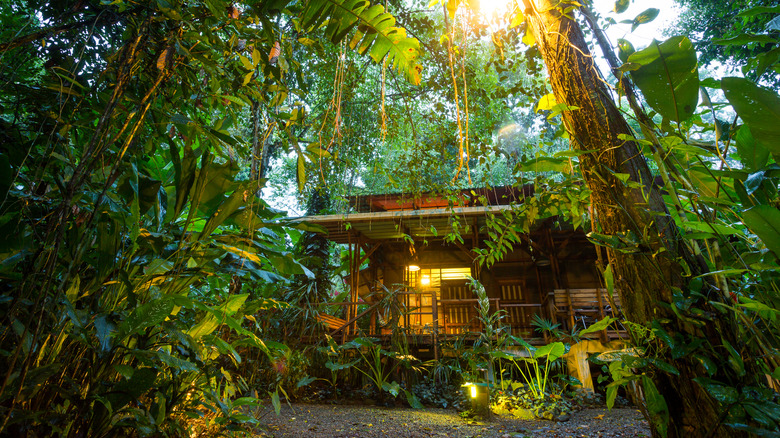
[
  {"left": 523, "top": 1, "right": 751, "bottom": 436},
  {"left": 249, "top": 101, "right": 276, "bottom": 184}
]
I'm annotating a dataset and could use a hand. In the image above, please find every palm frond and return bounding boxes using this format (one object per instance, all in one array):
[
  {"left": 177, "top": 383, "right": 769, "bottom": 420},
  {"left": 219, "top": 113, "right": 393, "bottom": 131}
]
[{"left": 300, "top": 0, "right": 422, "bottom": 85}]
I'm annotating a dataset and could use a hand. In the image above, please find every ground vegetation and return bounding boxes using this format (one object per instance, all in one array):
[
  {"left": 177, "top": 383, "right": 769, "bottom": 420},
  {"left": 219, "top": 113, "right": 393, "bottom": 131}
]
[{"left": 0, "top": 0, "right": 778, "bottom": 437}]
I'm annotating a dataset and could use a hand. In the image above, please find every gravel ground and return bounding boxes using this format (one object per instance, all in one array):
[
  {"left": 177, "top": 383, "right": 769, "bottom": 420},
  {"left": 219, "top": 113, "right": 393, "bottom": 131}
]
[{"left": 255, "top": 403, "right": 651, "bottom": 437}]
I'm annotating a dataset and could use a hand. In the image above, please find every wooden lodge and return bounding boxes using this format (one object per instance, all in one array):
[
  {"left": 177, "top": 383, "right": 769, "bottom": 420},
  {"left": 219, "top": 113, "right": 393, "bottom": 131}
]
[{"left": 298, "top": 186, "right": 625, "bottom": 357}]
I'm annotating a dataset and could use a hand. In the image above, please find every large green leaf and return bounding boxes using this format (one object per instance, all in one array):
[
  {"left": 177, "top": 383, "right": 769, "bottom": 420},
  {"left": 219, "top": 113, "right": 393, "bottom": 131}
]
[
  {"left": 117, "top": 170, "right": 162, "bottom": 216},
  {"left": 300, "top": 0, "right": 422, "bottom": 85},
  {"left": 326, "top": 359, "right": 360, "bottom": 371},
  {"left": 106, "top": 367, "right": 158, "bottom": 411},
  {"left": 738, "top": 5, "right": 780, "bottom": 19},
  {"left": 713, "top": 33, "right": 777, "bottom": 46},
  {"left": 722, "top": 77, "right": 780, "bottom": 154},
  {"left": 580, "top": 316, "right": 617, "bottom": 335},
  {"left": 516, "top": 156, "right": 572, "bottom": 173},
  {"left": 617, "top": 39, "right": 635, "bottom": 63},
  {"left": 404, "top": 389, "right": 424, "bottom": 409},
  {"left": 679, "top": 220, "right": 741, "bottom": 237},
  {"left": 186, "top": 314, "right": 220, "bottom": 339},
  {"left": 154, "top": 350, "right": 199, "bottom": 372},
  {"left": 186, "top": 295, "right": 250, "bottom": 340},
  {"left": 692, "top": 377, "right": 739, "bottom": 405},
  {"left": 117, "top": 297, "right": 174, "bottom": 340},
  {"left": 628, "top": 36, "right": 699, "bottom": 123},
  {"left": 741, "top": 205, "right": 780, "bottom": 258},
  {"left": 382, "top": 380, "right": 401, "bottom": 396},
  {"left": 198, "top": 181, "right": 260, "bottom": 240},
  {"left": 198, "top": 161, "right": 240, "bottom": 213},
  {"left": 269, "top": 253, "right": 315, "bottom": 278},
  {"left": 169, "top": 143, "right": 197, "bottom": 220},
  {"left": 631, "top": 8, "right": 659, "bottom": 32},
  {"left": 735, "top": 126, "right": 770, "bottom": 172},
  {"left": 218, "top": 293, "right": 249, "bottom": 316},
  {"left": 533, "top": 342, "right": 565, "bottom": 361},
  {"left": 614, "top": 0, "right": 629, "bottom": 13},
  {"left": 604, "top": 264, "right": 615, "bottom": 299},
  {"left": 642, "top": 375, "right": 670, "bottom": 438}
]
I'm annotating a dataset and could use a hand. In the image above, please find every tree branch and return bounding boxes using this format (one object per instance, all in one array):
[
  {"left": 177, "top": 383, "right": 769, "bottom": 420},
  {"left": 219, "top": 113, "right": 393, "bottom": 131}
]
[{"left": 0, "top": 12, "right": 125, "bottom": 53}]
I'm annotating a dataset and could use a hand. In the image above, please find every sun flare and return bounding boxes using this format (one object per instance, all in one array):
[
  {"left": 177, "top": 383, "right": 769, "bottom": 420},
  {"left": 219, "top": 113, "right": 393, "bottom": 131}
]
[{"left": 476, "top": 0, "right": 513, "bottom": 17}]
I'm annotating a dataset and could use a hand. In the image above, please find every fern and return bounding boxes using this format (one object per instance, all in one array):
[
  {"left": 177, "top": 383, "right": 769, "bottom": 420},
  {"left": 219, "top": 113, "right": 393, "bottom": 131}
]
[{"left": 300, "top": 0, "right": 422, "bottom": 85}]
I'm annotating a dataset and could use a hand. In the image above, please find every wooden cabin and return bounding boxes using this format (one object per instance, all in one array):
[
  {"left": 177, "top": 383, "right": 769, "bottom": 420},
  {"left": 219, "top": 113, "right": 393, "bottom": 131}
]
[{"left": 298, "top": 186, "right": 624, "bottom": 355}]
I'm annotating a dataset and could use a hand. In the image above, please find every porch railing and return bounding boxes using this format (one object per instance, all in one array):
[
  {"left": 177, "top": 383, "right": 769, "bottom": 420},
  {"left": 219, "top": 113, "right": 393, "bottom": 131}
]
[{"left": 316, "top": 288, "right": 626, "bottom": 344}]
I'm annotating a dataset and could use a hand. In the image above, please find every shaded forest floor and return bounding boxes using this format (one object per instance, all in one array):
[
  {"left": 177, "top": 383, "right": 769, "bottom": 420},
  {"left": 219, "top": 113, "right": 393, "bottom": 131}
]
[{"left": 253, "top": 403, "right": 651, "bottom": 437}]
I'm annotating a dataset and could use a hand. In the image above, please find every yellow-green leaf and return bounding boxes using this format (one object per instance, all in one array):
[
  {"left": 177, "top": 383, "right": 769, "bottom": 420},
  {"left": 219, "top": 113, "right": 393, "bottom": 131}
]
[
  {"left": 510, "top": 11, "right": 525, "bottom": 28},
  {"left": 239, "top": 55, "right": 254, "bottom": 71},
  {"left": 523, "top": 29, "right": 536, "bottom": 47},
  {"left": 536, "top": 93, "right": 558, "bottom": 112}
]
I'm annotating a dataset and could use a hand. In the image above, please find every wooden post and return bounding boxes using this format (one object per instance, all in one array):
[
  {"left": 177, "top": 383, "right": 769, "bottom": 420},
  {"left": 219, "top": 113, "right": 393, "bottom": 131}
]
[
  {"left": 432, "top": 293, "right": 439, "bottom": 359},
  {"left": 349, "top": 236, "right": 360, "bottom": 340},
  {"left": 596, "top": 288, "right": 607, "bottom": 342}
]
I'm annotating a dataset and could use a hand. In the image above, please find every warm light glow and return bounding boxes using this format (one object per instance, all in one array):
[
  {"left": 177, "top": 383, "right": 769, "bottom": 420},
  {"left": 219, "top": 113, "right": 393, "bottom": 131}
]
[
  {"left": 421, "top": 275, "right": 430, "bottom": 286},
  {"left": 407, "top": 264, "right": 420, "bottom": 272},
  {"left": 475, "top": 0, "right": 512, "bottom": 17},
  {"left": 441, "top": 267, "right": 471, "bottom": 280},
  {"left": 470, "top": 385, "right": 478, "bottom": 398}
]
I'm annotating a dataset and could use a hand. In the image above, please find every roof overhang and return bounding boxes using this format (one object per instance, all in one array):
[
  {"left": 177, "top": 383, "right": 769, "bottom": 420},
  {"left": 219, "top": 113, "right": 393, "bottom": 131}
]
[{"left": 292, "top": 205, "right": 516, "bottom": 244}]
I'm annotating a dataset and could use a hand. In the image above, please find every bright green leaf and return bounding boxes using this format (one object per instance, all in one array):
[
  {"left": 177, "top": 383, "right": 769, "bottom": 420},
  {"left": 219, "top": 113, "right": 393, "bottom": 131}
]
[
  {"left": 693, "top": 377, "right": 739, "bottom": 404},
  {"left": 642, "top": 376, "right": 670, "bottom": 438},
  {"left": 580, "top": 316, "right": 617, "bottom": 335},
  {"left": 516, "top": 157, "right": 571, "bottom": 173},
  {"left": 628, "top": 36, "right": 699, "bottom": 123},
  {"left": 604, "top": 264, "right": 615, "bottom": 299},
  {"left": 741, "top": 205, "right": 780, "bottom": 258},
  {"left": 300, "top": 0, "right": 422, "bottom": 85},
  {"left": 631, "top": 8, "right": 659, "bottom": 32},
  {"left": 186, "top": 314, "right": 220, "bottom": 339},
  {"left": 617, "top": 39, "right": 635, "bottom": 63},
  {"left": 735, "top": 126, "right": 770, "bottom": 172},
  {"left": 722, "top": 77, "right": 780, "bottom": 154},
  {"left": 536, "top": 93, "right": 557, "bottom": 112},
  {"left": 239, "top": 55, "right": 254, "bottom": 71},
  {"left": 614, "top": 0, "right": 629, "bottom": 14},
  {"left": 713, "top": 33, "right": 777, "bottom": 46},
  {"left": 738, "top": 5, "right": 780, "bottom": 18},
  {"left": 533, "top": 342, "right": 565, "bottom": 361}
]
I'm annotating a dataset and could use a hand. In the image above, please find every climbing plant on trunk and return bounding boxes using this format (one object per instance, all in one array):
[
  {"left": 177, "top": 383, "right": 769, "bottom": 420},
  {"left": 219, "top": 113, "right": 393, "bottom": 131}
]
[{"left": 517, "top": 0, "right": 775, "bottom": 437}]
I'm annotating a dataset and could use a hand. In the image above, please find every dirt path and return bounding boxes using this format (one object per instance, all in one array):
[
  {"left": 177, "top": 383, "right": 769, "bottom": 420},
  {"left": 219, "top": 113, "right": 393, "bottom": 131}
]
[{"left": 254, "top": 403, "right": 651, "bottom": 437}]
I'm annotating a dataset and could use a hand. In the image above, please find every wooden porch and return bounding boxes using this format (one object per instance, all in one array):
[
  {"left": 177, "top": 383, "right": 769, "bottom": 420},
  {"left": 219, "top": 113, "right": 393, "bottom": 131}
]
[
  {"left": 298, "top": 187, "right": 627, "bottom": 356},
  {"left": 314, "top": 287, "right": 626, "bottom": 358}
]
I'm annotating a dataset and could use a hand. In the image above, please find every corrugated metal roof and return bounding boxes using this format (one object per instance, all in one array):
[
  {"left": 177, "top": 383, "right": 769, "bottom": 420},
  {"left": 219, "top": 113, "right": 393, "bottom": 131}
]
[{"left": 293, "top": 205, "right": 516, "bottom": 244}]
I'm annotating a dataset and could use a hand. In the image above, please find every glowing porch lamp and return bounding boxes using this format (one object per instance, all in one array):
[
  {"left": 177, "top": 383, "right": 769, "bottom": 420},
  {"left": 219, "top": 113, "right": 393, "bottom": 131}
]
[
  {"left": 462, "top": 382, "right": 490, "bottom": 416},
  {"left": 407, "top": 264, "right": 420, "bottom": 272}
]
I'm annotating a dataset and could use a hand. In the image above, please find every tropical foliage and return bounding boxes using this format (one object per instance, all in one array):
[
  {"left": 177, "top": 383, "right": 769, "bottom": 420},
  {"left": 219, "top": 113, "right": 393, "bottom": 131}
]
[
  {"left": 667, "top": 0, "right": 780, "bottom": 87},
  {"left": 0, "top": 0, "right": 779, "bottom": 437}
]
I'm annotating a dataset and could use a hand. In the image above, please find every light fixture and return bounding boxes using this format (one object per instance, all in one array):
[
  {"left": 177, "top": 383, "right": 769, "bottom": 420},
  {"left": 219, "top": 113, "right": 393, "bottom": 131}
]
[
  {"left": 421, "top": 275, "right": 430, "bottom": 286},
  {"left": 462, "top": 382, "right": 490, "bottom": 417},
  {"left": 407, "top": 264, "right": 420, "bottom": 272}
]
